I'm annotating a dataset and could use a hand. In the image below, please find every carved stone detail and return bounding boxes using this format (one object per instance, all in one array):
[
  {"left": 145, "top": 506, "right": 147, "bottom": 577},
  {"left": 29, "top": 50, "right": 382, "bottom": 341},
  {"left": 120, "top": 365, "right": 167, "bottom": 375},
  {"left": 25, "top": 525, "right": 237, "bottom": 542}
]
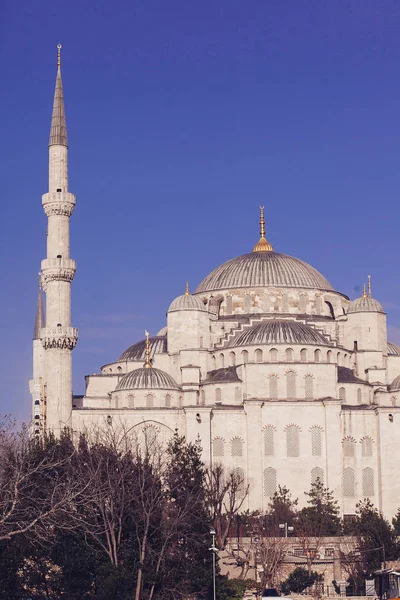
[
  {"left": 41, "top": 327, "right": 78, "bottom": 351},
  {"left": 42, "top": 268, "right": 76, "bottom": 285},
  {"left": 42, "top": 192, "right": 76, "bottom": 217}
]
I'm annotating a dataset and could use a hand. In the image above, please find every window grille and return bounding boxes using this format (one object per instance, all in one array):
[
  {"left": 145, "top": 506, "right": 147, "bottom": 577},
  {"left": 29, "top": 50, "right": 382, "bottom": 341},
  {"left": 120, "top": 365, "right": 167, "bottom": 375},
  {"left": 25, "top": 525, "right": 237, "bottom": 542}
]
[
  {"left": 311, "top": 466, "right": 324, "bottom": 485},
  {"left": 362, "top": 467, "right": 374, "bottom": 496},
  {"left": 264, "top": 426, "right": 275, "bottom": 456},
  {"left": 263, "top": 467, "right": 277, "bottom": 497},
  {"left": 300, "top": 294, "right": 307, "bottom": 313},
  {"left": 230, "top": 351, "right": 236, "bottom": 366},
  {"left": 269, "top": 374, "right": 278, "bottom": 400},
  {"left": 270, "top": 348, "right": 278, "bottom": 362},
  {"left": 165, "top": 394, "right": 172, "bottom": 408},
  {"left": 300, "top": 348, "right": 308, "bottom": 362},
  {"left": 242, "top": 350, "right": 249, "bottom": 364},
  {"left": 226, "top": 295, "right": 232, "bottom": 315},
  {"left": 305, "top": 375, "right": 314, "bottom": 400},
  {"left": 231, "top": 437, "right": 243, "bottom": 457},
  {"left": 343, "top": 437, "right": 355, "bottom": 457},
  {"left": 146, "top": 393, "right": 154, "bottom": 408},
  {"left": 361, "top": 437, "right": 373, "bottom": 457},
  {"left": 343, "top": 468, "right": 355, "bottom": 497},
  {"left": 286, "top": 348, "right": 294, "bottom": 362},
  {"left": 286, "top": 371, "right": 296, "bottom": 399},
  {"left": 339, "top": 387, "right": 346, "bottom": 402},
  {"left": 255, "top": 349, "right": 263, "bottom": 363},
  {"left": 215, "top": 388, "right": 222, "bottom": 403},
  {"left": 244, "top": 294, "right": 251, "bottom": 313},
  {"left": 213, "top": 437, "right": 225, "bottom": 457},
  {"left": 311, "top": 426, "right": 322, "bottom": 456},
  {"left": 286, "top": 425, "right": 300, "bottom": 457}
]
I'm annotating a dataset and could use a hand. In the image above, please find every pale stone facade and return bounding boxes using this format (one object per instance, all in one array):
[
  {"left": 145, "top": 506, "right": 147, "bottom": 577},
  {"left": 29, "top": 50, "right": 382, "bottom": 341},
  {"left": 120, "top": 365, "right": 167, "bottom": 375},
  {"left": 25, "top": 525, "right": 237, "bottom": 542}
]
[{"left": 30, "top": 51, "right": 400, "bottom": 520}]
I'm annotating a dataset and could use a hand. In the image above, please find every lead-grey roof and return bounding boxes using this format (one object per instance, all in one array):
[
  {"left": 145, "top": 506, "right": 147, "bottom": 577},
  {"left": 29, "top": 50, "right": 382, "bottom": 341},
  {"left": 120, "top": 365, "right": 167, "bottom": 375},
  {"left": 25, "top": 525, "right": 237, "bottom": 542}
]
[
  {"left": 388, "top": 342, "right": 400, "bottom": 356},
  {"left": 203, "top": 366, "right": 242, "bottom": 383},
  {"left": 227, "top": 319, "right": 330, "bottom": 347},
  {"left": 195, "top": 252, "right": 333, "bottom": 294},
  {"left": 49, "top": 66, "right": 68, "bottom": 147},
  {"left": 115, "top": 367, "right": 180, "bottom": 391},
  {"left": 338, "top": 366, "right": 367, "bottom": 385},
  {"left": 168, "top": 293, "right": 207, "bottom": 313},
  {"left": 389, "top": 375, "right": 400, "bottom": 392},
  {"left": 117, "top": 336, "right": 167, "bottom": 362},
  {"left": 347, "top": 295, "right": 385, "bottom": 314}
]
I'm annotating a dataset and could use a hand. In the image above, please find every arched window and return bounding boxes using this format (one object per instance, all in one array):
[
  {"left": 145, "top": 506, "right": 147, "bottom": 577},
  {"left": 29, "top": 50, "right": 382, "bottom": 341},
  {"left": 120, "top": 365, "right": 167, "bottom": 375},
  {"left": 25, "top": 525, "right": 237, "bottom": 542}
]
[
  {"left": 213, "top": 437, "right": 225, "bottom": 457},
  {"left": 241, "top": 350, "right": 249, "bottom": 364},
  {"left": 316, "top": 295, "right": 322, "bottom": 315},
  {"left": 244, "top": 294, "right": 251, "bottom": 313},
  {"left": 343, "top": 468, "right": 355, "bottom": 497},
  {"left": 264, "top": 467, "right": 277, "bottom": 497},
  {"left": 286, "top": 425, "right": 300, "bottom": 457},
  {"left": 391, "top": 396, "right": 397, "bottom": 407},
  {"left": 311, "top": 467, "right": 324, "bottom": 485},
  {"left": 199, "top": 336, "right": 204, "bottom": 348},
  {"left": 300, "top": 348, "right": 308, "bottom": 363},
  {"left": 270, "top": 348, "right": 278, "bottom": 362},
  {"left": 286, "top": 348, "right": 294, "bottom": 362},
  {"left": 314, "top": 349, "right": 321, "bottom": 363},
  {"left": 127, "top": 394, "right": 135, "bottom": 408},
  {"left": 327, "top": 350, "right": 332, "bottom": 363},
  {"left": 165, "top": 394, "right": 172, "bottom": 408},
  {"left": 226, "top": 295, "right": 233, "bottom": 315},
  {"left": 339, "top": 387, "right": 346, "bottom": 402},
  {"left": 305, "top": 374, "right": 314, "bottom": 400},
  {"left": 282, "top": 294, "right": 289, "bottom": 313},
  {"left": 212, "top": 355, "right": 216, "bottom": 369},
  {"left": 264, "top": 426, "right": 275, "bottom": 456},
  {"left": 311, "top": 426, "right": 322, "bottom": 456},
  {"left": 231, "top": 437, "right": 243, "bottom": 457},
  {"left": 220, "top": 353, "right": 225, "bottom": 368},
  {"left": 215, "top": 388, "right": 222, "bottom": 403},
  {"left": 362, "top": 467, "right": 374, "bottom": 497},
  {"left": 235, "top": 387, "right": 241, "bottom": 402},
  {"left": 299, "top": 294, "right": 307, "bottom": 313},
  {"left": 229, "top": 351, "right": 236, "bottom": 366},
  {"left": 361, "top": 437, "right": 373, "bottom": 457},
  {"left": 286, "top": 371, "right": 296, "bottom": 399},
  {"left": 269, "top": 374, "right": 278, "bottom": 400},
  {"left": 146, "top": 393, "right": 154, "bottom": 408},
  {"left": 357, "top": 388, "right": 362, "bottom": 404},
  {"left": 343, "top": 437, "right": 355, "bottom": 457},
  {"left": 255, "top": 348, "right": 263, "bottom": 363},
  {"left": 344, "top": 353, "right": 348, "bottom": 367},
  {"left": 200, "top": 390, "right": 205, "bottom": 406},
  {"left": 337, "top": 352, "right": 341, "bottom": 366}
]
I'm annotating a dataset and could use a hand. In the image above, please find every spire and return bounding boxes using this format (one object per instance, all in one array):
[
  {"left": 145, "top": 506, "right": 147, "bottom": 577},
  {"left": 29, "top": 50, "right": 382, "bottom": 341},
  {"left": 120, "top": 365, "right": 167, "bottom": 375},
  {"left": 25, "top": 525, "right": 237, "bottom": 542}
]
[
  {"left": 252, "top": 206, "right": 274, "bottom": 253},
  {"left": 184, "top": 281, "right": 190, "bottom": 296},
  {"left": 362, "top": 283, "right": 367, "bottom": 298},
  {"left": 33, "top": 282, "right": 45, "bottom": 340},
  {"left": 49, "top": 44, "right": 68, "bottom": 147},
  {"left": 368, "top": 275, "right": 372, "bottom": 297},
  {"left": 144, "top": 330, "right": 152, "bottom": 369}
]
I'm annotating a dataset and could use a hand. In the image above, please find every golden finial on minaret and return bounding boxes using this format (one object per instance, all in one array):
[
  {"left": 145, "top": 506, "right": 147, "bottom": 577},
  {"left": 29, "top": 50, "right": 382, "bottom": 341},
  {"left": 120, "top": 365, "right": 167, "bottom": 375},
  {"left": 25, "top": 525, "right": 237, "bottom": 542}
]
[
  {"left": 184, "top": 281, "right": 190, "bottom": 296},
  {"left": 368, "top": 275, "right": 372, "bottom": 297},
  {"left": 252, "top": 206, "right": 274, "bottom": 253},
  {"left": 144, "top": 330, "right": 152, "bottom": 368},
  {"left": 362, "top": 283, "right": 367, "bottom": 298},
  {"left": 57, "top": 43, "right": 62, "bottom": 68}
]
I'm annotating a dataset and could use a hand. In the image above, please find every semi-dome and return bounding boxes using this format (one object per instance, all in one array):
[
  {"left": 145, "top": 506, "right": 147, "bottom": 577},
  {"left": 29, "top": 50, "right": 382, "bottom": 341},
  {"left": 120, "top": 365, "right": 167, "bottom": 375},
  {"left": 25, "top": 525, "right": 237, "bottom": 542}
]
[
  {"left": 347, "top": 293, "right": 384, "bottom": 315},
  {"left": 117, "top": 335, "right": 167, "bottom": 362},
  {"left": 168, "top": 286, "right": 207, "bottom": 312},
  {"left": 115, "top": 367, "right": 180, "bottom": 391},
  {"left": 195, "top": 252, "right": 333, "bottom": 294},
  {"left": 388, "top": 342, "right": 400, "bottom": 356},
  {"left": 389, "top": 375, "right": 400, "bottom": 392},
  {"left": 227, "top": 319, "right": 330, "bottom": 347}
]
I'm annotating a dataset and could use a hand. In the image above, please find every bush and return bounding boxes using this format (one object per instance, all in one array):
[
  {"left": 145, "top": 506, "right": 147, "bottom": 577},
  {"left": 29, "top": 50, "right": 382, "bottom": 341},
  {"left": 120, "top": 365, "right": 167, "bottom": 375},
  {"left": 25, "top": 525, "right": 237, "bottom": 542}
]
[{"left": 280, "top": 567, "right": 321, "bottom": 595}]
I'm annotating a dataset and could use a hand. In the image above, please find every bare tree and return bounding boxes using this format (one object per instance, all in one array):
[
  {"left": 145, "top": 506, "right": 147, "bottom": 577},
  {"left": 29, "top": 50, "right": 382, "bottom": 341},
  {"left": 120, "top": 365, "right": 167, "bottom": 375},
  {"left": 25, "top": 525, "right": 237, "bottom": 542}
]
[{"left": 256, "top": 535, "right": 289, "bottom": 589}]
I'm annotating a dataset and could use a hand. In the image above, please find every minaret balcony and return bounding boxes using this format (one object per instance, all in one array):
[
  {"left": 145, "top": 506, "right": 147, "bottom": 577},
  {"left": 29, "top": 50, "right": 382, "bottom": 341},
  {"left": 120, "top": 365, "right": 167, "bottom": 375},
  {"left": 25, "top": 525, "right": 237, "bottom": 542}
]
[
  {"left": 41, "top": 326, "right": 78, "bottom": 350},
  {"left": 42, "top": 192, "right": 76, "bottom": 217},
  {"left": 41, "top": 258, "right": 76, "bottom": 286}
]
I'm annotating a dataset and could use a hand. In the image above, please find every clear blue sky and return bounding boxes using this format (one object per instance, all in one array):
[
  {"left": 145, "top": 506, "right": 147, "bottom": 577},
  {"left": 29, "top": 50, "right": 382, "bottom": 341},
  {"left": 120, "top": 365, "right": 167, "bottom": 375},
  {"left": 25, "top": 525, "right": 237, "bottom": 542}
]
[{"left": 1, "top": 0, "right": 400, "bottom": 421}]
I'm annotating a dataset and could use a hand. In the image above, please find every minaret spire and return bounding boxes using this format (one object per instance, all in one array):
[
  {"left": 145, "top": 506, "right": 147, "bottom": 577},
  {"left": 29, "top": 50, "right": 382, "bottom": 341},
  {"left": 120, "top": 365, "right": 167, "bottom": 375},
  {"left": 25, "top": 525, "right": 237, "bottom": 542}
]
[
  {"left": 49, "top": 44, "right": 68, "bottom": 148},
  {"left": 252, "top": 206, "right": 274, "bottom": 253},
  {"left": 33, "top": 280, "right": 45, "bottom": 340}
]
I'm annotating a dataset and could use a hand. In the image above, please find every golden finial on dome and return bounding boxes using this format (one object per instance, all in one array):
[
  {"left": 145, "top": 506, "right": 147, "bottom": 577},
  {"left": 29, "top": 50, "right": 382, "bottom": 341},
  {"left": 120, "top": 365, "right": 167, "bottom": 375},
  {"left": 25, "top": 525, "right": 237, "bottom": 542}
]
[
  {"left": 252, "top": 206, "right": 274, "bottom": 253},
  {"left": 368, "top": 275, "right": 372, "bottom": 297},
  {"left": 57, "top": 43, "right": 62, "bottom": 68},
  {"left": 144, "top": 330, "right": 152, "bottom": 369},
  {"left": 362, "top": 283, "right": 367, "bottom": 298},
  {"left": 184, "top": 281, "right": 190, "bottom": 296}
]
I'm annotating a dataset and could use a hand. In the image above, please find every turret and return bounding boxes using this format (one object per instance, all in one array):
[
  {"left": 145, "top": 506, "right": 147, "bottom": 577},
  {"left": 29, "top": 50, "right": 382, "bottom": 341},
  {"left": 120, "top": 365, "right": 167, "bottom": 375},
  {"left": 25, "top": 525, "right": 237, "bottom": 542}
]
[
  {"left": 167, "top": 283, "right": 210, "bottom": 354},
  {"left": 39, "top": 45, "right": 78, "bottom": 434}
]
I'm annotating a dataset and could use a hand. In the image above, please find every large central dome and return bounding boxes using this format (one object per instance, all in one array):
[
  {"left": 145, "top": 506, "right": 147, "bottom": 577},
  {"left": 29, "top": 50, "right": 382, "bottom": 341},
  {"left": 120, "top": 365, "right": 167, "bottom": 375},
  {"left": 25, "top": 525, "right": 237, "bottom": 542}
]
[{"left": 195, "top": 251, "right": 333, "bottom": 294}]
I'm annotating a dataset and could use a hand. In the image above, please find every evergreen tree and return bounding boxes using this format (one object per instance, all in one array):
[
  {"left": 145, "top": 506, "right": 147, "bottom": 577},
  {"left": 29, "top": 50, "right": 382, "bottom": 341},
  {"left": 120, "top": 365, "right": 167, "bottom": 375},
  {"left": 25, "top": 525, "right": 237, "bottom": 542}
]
[{"left": 297, "top": 478, "right": 341, "bottom": 536}]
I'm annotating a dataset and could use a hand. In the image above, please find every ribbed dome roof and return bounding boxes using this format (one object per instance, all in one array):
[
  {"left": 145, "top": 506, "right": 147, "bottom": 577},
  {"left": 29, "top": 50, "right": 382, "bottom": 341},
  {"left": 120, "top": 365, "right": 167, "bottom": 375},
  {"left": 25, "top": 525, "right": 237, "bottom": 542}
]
[
  {"left": 347, "top": 295, "right": 384, "bottom": 314},
  {"left": 168, "top": 293, "right": 207, "bottom": 312},
  {"left": 388, "top": 342, "right": 400, "bottom": 356},
  {"left": 195, "top": 252, "right": 333, "bottom": 294},
  {"left": 115, "top": 367, "right": 180, "bottom": 391},
  {"left": 227, "top": 319, "right": 330, "bottom": 347},
  {"left": 157, "top": 326, "right": 168, "bottom": 336},
  {"left": 389, "top": 375, "right": 400, "bottom": 392},
  {"left": 117, "top": 336, "right": 167, "bottom": 362}
]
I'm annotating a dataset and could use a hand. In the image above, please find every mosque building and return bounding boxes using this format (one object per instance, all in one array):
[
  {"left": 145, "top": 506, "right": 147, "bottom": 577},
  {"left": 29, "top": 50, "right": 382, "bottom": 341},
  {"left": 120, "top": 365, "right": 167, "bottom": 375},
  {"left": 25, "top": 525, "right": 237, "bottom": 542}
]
[{"left": 30, "top": 48, "right": 400, "bottom": 519}]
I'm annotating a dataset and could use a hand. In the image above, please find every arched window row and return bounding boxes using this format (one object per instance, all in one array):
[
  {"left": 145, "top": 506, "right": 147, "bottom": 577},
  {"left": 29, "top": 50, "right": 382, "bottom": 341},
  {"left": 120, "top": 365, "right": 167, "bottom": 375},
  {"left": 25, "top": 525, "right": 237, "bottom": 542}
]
[
  {"left": 342, "top": 436, "right": 374, "bottom": 458},
  {"left": 213, "top": 437, "right": 246, "bottom": 459},
  {"left": 199, "top": 386, "right": 243, "bottom": 405},
  {"left": 116, "top": 392, "right": 178, "bottom": 409},
  {"left": 342, "top": 467, "right": 375, "bottom": 497},
  {"left": 213, "top": 348, "right": 347, "bottom": 367},
  {"left": 339, "top": 387, "right": 370, "bottom": 404}
]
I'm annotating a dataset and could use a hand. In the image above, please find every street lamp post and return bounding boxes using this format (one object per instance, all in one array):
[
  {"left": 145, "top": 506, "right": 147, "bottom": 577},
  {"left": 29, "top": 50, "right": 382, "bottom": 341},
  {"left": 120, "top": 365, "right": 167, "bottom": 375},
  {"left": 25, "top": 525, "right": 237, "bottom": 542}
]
[
  {"left": 278, "top": 523, "right": 294, "bottom": 538},
  {"left": 210, "top": 528, "right": 218, "bottom": 600}
]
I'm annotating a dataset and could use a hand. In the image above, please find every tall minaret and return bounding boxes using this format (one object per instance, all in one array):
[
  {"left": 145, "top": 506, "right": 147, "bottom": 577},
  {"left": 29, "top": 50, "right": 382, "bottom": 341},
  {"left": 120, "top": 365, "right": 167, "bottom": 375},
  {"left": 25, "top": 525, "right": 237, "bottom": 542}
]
[{"left": 40, "top": 44, "right": 78, "bottom": 434}]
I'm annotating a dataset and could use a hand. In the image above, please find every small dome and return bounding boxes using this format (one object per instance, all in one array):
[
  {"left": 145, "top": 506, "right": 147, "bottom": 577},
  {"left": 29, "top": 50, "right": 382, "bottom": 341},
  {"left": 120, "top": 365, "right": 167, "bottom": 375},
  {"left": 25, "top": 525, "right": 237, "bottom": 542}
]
[
  {"left": 115, "top": 367, "right": 180, "bottom": 391},
  {"left": 227, "top": 319, "right": 330, "bottom": 347},
  {"left": 347, "top": 295, "right": 384, "bottom": 314},
  {"left": 388, "top": 341, "right": 400, "bottom": 356},
  {"left": 117, "top": 336, "right": 167, "bottom": 362},
  {"left": 389, "top": 375, "right": 400, "bottom": 392},
  {"left": 168, "top": 292, "right": 207, "bottom": 313},
  {"left": 157, "top": 326, "right": 168, "bottom": 336}
]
